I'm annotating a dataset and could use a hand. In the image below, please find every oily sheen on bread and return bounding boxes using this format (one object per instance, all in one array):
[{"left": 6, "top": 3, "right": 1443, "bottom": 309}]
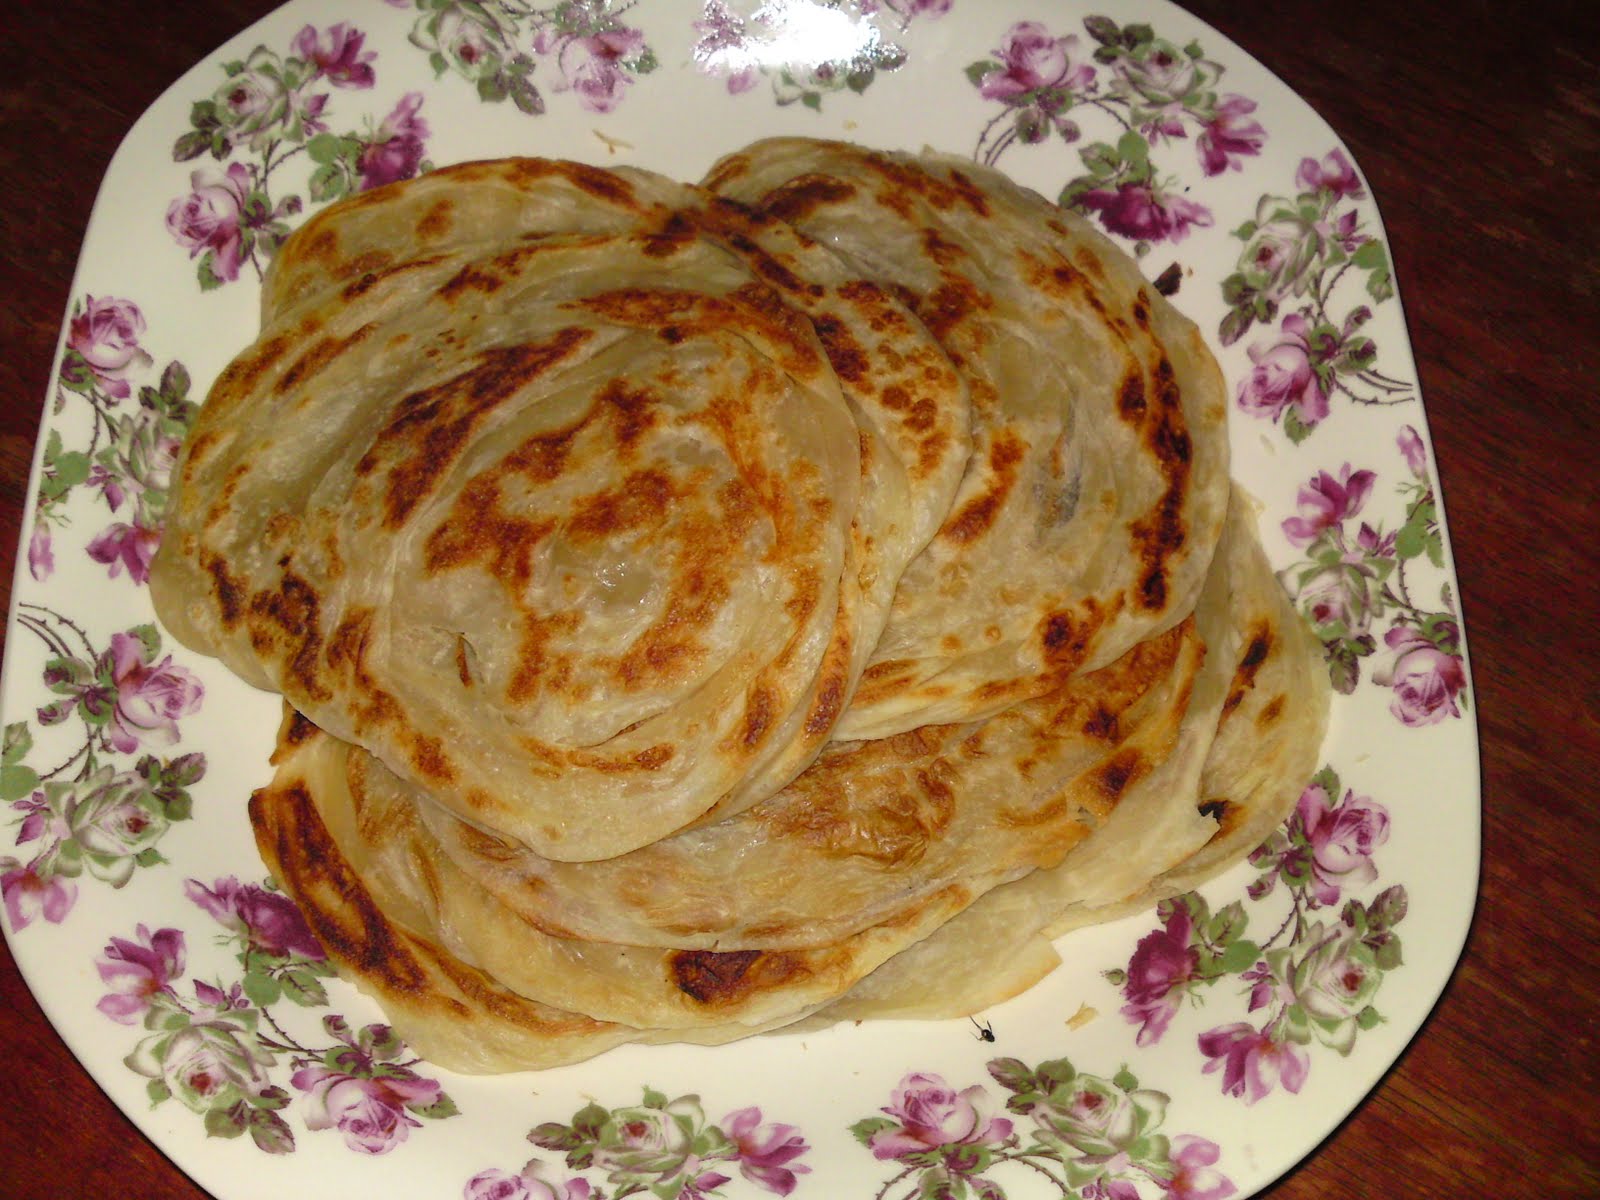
[{"left": 150, "top": 139, "right": 1332, "bottom": 1074}]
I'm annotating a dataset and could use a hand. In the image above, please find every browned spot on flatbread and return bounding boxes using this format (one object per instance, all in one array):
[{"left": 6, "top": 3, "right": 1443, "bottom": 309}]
[
  {"left": 250, "top": 782, "right": 428, "bottom": 990},
  {"left": 438, "top": 261, "right": 511, "bottom": 300},
  {"left": 1222, "top": 625, "right": 1274, "bottom": 716},
  {"left": 670, "top": 949, "right": 771, "bottom": 1004},
  {"left": 215, "top": 332, "right": 293, "bottom": 399},
  {"left": 1092, "top": 746, "right": 1147, "bottom": 803},
  {"left": 810, "top": 313, "right": 869, "bottom": 383},
  {"left": 407, "top": 732, "right": 456, "bottom": 784},
  {"left": 275, "top": 322, "right": 378, "bottom": 395},
  {"left": 641, "top": 211, "right": 699, "bottom": 258},
  {"left": 941, "top": 429, "right": 1026, "bottom": 544},
  {"left": 756, "top": 175, "right": 858, "bottom": 225},
  {"left": 916, "top": 277, "right": 986, "bottom": 343},
  {"left": 1126, "top": 356, "right": 1193, "bottom": 611},
  {"left": 370, "top": 328, "right": 594, "bottom": 529},
  {"left": 1083, "top": 705, "right": 1120, "bottom": 740},
  {"left": 1132, "top": 289, "right": 1153, "bottom": 328},
  {"left": 1118, "top": 369, "right": 1147, "bottom": 422},
  {"left": 416, "top": 198, "right": 455, "bottom": 241},
  {"left": 249, "top": 570, "right": 329, "bottom": 701},
  {"left": 202, "top": 551, "right": 247, "bottom": 628}
]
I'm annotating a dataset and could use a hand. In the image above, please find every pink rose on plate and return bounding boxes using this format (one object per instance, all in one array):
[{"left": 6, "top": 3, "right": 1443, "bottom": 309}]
[
  {"left": 66, "top": 767, "right": 172, "bottom": 884},
  {"left": 293, "top": 1066, "right": 442, "bottom": 1154},
  {"left": 186, "top": 876, "right": 326, "bottom": 960},
  {"left": 463, "top": 1164, "right": 593, "bottom": 1200},
  {"left": 1120, "top": 904, "right": 1199, "bottom": 1045},
  {"left": 166, "top": 162, "right": 253, "bottom": 282},
  {"left": 868, "top": 1072, "right": 1014, "bottom": 1160},
  {"left": 541, "top": 28, "right": 646, "bottom": 114},
  {"left": 1079, "top": 181, "right": 1212, "bottom": 244},
  {"left": 979, "top": 22, "right": 1095, "bottom": 102},
  {"left": 724, "top": 1106, "right": 810, "bottom": 1195},
  {"left": 1237, "top": 313, "right": 1330, "bottom": 427},
  {"left": 1290, "top": 926, "right": 1384, "bottom": 1049},
  {"left": 1281, "top": 462, "right": 1375, "bottom": 547},
  {"left": 1373, "top": 625, "right": 1467, "bottom": 726},
  {"left": 293, "top": 23, "right": 377, "bottom": 89},
  {"left": 1114, "top": 38, "right": 1213, "bottom": 108},
  {"left": 96, "top": 924, "right": 186, "bottom": 1023},
  {"left": 67, "top": 296, "right": 153, "bottom": 399},
  {"left": 1298, "top": 783, "right": 1390, "bottom": 906},
  {"left": 1286, "top": 557, "right": 1379, "bottom": 639},
  {"left": 359, "top": 93, "right": 429, "bottom": 191},
  {"left": 105, "top": 631, "right": 203, "bottom": 752},
  {"left": 1197, "top": 1022, "right": 1309, "bottom": 1104}
]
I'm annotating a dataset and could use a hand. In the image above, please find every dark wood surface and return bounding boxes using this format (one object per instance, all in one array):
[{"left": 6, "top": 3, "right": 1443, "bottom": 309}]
[{"left": 2, "top": 2, "right": 1596, "bottom": 1197}]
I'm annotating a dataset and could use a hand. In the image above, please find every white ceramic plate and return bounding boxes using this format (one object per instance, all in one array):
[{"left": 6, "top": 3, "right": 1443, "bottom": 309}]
[{"left": 2, "top": 2, "right": 1479, "bottom": 1197}]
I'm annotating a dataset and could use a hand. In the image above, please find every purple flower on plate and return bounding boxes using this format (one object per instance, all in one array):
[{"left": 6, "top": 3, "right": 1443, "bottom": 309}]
[
  {"left": 1398, "top": 424, "right": 1428, "bottom": 477},
  {"left": 537, "top": 27, "right": 646, "bottom": 114},
  {"left": 128, "top": 1000, "right": 276, "bottom": 1116},
  {"left": 211, "top": 46, "right": 299, "bottom": 148},
  {"left": 463, "top": 1164, "right": 593, "bottom": 1200},
  {"left": 1197, "top": 94, "right": 1265, "bottom": 176},
  {"left": 1296, "top": 148, "right": 1364, "bottom": 199},
  {"left": 1290, "top": 925, "right": 1384, "bottom": 1052},
  {"left": 27, "top": 522, "right": 54, "bottom": 582},
  {"left": 292, "top": 1066, "right": 441, "bottom": 1154},
  {"left": 977, "top": 22, "right": 1096, "bottom": 103},
  {"left": 87, "top": 463, "right": 128, "bottom": 512},
  {"left": 724, "top": 1106, "right": 811, "bottom": 1195},
  {"left": 86, "top": 518, "right": 162, "bottom": 584},
  {"left": 1281, "top": 463, "right": 1376, "bottom": 547},
  {"left": 12, "top": 791, "right": 60, "bottom": 847},
  {"left": 1160, "top": 1135, "right": 1238, "bottom": 1200},
  {"left": 867, "top": 1072, "right": 1014, "bottom": 1160},
  {"left": 1111, "top": 37, "right": 1215, "bottom": 110},
  {"left": 1298, "top": 783, "right": 1390, "bottom": 906},
  {"left": 358, "top": 93, "right": 429, "bottom": 190},
  {"left": 0, "top": 858, "right": 78, "bottom": 930},
  {"left": 1373, "top": 625, "right": 1468, "bottom": 726},
  {"left": 186, "top": 876, "right": 326, "bottom": 960},
  {"left": 692, "top": 2, "right": 758, "bottom": 93},
  {"left": 166, "top": 162, "right": 252, "bottom": 283},
  {"left": 1120, "top": 903, "right": 1200, "bottom": 1045},
  {"left": 1287, "top": 558, "right": 1379, "bottom": 640},
  {"left": 64, "top": 767, "right": 173, "bottom": 881},
  {"left": 66, "top": 296, "right": 154, "bottom": 400},
  {"left": 1197, "top": 1022, "right": 1308, "bottom": 1104},
  {"left": 293, "top": 23, "right": 377, "bottom": 89},
  {"left": 1079, "top": 181, "right": 1211, "bottom": 244},
  {"left": 1237, "top": 313, "right": 1331, "bottom": 428},
  {"left": 1034, "top": 1077, "right": 1147, "bottom": 1156},
  {"left": 95, "top": 924, "right": 186, "bottom": 1023},
  {"left": 104, "top": 631, "right": 203, "bottom": 752}
]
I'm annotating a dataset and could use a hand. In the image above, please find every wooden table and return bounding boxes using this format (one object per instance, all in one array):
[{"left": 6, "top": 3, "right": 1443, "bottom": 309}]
[{"left": 2, "top": 2, "right": 1596, "bottom": 1197}]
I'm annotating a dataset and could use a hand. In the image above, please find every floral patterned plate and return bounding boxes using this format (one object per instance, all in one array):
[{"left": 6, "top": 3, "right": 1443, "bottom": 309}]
[{"left": 1, "top": 2, "right": 1479, "bottom": 1197}]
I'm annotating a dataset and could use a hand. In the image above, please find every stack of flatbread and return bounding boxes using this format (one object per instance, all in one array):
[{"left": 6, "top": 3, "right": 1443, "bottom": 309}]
[{"left": 148, "top": 139, "right": 1329, "bottom": 1073}]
